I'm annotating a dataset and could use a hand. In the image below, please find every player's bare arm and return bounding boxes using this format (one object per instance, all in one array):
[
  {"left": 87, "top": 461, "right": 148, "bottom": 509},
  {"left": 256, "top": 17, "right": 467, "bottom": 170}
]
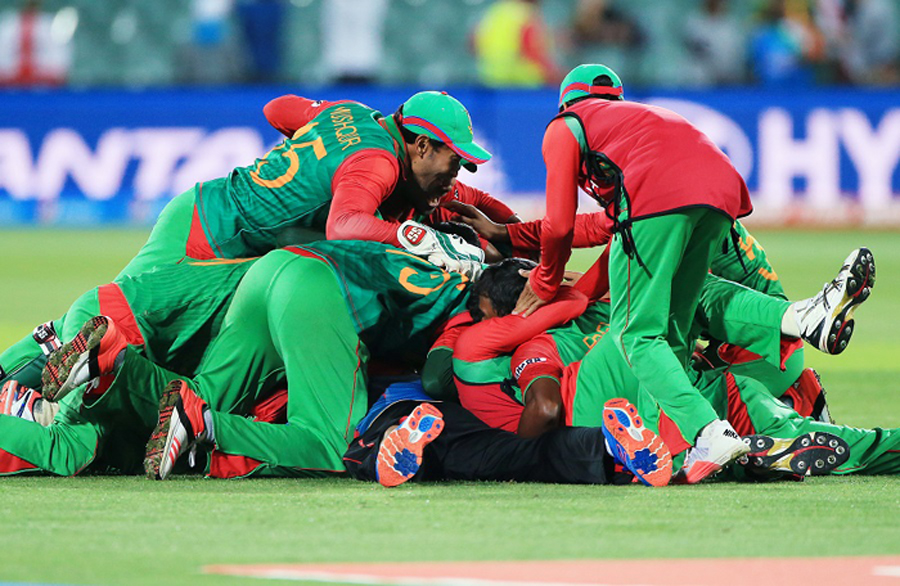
[{"left": 517, "top": 377, "right": 564, "bottom": 438}]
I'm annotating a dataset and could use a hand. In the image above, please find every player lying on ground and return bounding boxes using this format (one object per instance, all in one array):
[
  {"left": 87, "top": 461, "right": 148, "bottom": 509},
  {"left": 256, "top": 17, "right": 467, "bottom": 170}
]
[
  {"left": 0, "top": 225, "right": 482, "bottom": 476},
  {"left": 452, "top": 258, "right": 895, "bottom": 479},
  {"left": 0, "top": 90, "right": 496, "bottom": 390},
  {"left": 343, "top": 381, "right": 672, "bottom": 488}
]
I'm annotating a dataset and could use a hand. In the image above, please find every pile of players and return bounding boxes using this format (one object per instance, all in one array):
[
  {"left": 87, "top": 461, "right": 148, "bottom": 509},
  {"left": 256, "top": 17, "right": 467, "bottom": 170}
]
[{"left": 0, "top": 65, "right": 895, "bottom": 488}]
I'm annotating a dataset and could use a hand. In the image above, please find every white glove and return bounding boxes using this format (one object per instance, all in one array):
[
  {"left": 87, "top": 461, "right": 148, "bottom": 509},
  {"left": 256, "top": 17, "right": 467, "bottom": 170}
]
[{"left": 397, "top": 221, "right": 485, "bottom": 281}]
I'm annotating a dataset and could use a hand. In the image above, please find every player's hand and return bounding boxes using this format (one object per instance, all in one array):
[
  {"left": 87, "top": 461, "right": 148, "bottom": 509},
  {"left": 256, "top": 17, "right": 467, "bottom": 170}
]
[
  {"left": 396, "top": 221, "right": 485, "bottom": 281},
  {"left": 513, "top": 271, "right": 548, "bottom": 317},
  {"left": 443, "top": 201, "right": 509, "bottom": 242}
]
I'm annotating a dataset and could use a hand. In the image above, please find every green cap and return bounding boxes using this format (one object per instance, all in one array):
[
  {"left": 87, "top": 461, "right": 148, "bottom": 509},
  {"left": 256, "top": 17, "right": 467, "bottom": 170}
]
[
  {"left": 401, "top": 91, "right": 492, "bottom": 172},
  {"left": 558, "top": 64, "right": 624, "bottom": 109}
]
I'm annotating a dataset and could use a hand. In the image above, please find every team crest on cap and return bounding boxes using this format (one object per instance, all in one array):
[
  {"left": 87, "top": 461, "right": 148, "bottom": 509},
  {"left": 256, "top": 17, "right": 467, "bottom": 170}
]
[{"left": 402, "top": 225, "right": 426, "bottom": 246}]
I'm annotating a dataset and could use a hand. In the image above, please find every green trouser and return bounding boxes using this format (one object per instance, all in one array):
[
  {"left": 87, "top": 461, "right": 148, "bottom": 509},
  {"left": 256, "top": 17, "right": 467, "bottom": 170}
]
[
  {"left": 569, "top": 333, "right": 690, "bottom": 466},
  {"left": 0, "top": 188, "right": 198, "bottom": 389},
  {"left": 571, "top": 274, "right": 797, "bottom": 429},
  {"left": 569, "top": 334, "right": 900, "bottom": 476},
  {"left": 191, "top": 250, "right": 369, "bottom": 476},
  {"left": 0, "top": 347, "right": 180, "bottom": 476},
  {"left": 2, "top": 251, "right": 369, "bottom": 477},
  {"left": 90, "top": 250, "right": 368, "bottom": 477},
  {"left": 697, "top": 274, "right": 805, "bottom": 397},
  {"left": 607, "top": 208, "right": 731, "bottom": 443},
  {"left": 695, "top": 371, "right": 900, "bottom": 475}
]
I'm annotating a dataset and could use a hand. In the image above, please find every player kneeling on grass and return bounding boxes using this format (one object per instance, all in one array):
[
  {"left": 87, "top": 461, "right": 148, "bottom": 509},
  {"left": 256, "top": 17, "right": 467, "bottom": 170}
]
[{"left": 452, "top": 258, "right": 895, "bottom": 482}]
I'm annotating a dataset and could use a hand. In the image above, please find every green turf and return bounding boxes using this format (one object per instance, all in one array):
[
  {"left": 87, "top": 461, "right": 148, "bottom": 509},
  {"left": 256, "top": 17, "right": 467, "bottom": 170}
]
[{"left": 0, "top": 228, "right": 898, "bottom": 586}]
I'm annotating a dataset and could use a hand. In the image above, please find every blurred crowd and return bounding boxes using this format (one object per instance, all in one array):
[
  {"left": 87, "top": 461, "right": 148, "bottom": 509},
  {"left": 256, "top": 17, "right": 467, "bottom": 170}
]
[{"left": 0, "top": 0, "right": 897, "bottom": 89}]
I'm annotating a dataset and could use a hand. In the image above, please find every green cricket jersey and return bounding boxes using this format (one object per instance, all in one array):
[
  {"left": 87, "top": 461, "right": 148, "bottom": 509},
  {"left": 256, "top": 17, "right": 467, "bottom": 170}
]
[
  {"left": 712, "top": 220, "right": 786, "bottom": 299},
  {"left": 286, "top": 241, "right": 470, "bottom": 367},
  {"left": 113, "top": 259, "right": 259, "bottom": 375},
  {"left": 197, "top": 102, "right": 398, "bottom": 258}
]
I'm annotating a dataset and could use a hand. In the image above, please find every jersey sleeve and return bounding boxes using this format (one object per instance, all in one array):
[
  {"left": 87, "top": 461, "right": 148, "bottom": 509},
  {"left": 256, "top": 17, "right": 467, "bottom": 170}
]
[
  {"left": 456, "top": 377, "right": 525, "bottom": 433},
  {"left": 511, "top": 334, "right": 566, "bottom": 397},
  {"left": 326, "top": 149, "right": 403, "bottom": 245},
  {"left": 528, "top": 118, "right": 582, "bottom": 301},
  {"left": 263, "top": 95, "right": 334, "bottom": 137},
  {"left": 508, "top": 212, "right": 613, "bottom": 251}
]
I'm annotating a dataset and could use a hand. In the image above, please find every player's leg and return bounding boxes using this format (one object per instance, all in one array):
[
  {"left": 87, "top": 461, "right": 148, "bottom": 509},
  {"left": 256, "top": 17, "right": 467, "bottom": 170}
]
[
  {"left": 1, "top": 345, "right": 179, "bottom": 477},
  {"left": 570, "top": 333, "right": 690, "bottom": 473},
  {"left": 0, "top": 414, "right": 106, "bottom": 476},
  {"left": 344, "top": 401, "right": 614, "bottom": 485},
  {"left": 607, "top": 209, "right": 728, "bottom": 442},
  {"left": 695, "top": 273, "right": 805, "bottom": 397},
  {"left": 734, "top": 374, "right": 900, "bottom": 475},
  {"left": 146, "top": 251, "right": 369, "bottom": 478},
  {"left": 1, "top": 343, "right": 196, "bottom": 476}
]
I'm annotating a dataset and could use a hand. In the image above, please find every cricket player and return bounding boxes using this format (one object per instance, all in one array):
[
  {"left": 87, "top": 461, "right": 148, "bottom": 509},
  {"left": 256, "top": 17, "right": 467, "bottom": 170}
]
[
  {"left": 0, "top": 90, "right": 491, "bottom": 390},
  {"left": 343, "top": 382, "right": 666, "bottom": 488},
  {"left": 513, "top": 63, "right": 754, "bottom": 478}
]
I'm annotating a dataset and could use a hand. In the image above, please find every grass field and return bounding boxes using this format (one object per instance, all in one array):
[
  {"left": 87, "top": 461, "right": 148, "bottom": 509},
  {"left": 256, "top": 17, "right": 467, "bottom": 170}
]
[{"left": 0, "top": 228, "right": 898, "bottom": 586}]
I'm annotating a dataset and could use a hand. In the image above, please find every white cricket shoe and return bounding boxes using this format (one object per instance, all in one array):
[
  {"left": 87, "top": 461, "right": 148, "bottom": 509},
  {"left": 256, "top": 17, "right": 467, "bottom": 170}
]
[
  {"left": 793, "top": 247, "right": 875, "bottom": 355},
  {"left": 676, "top": 419, "right": 750, "bottom": 484}
]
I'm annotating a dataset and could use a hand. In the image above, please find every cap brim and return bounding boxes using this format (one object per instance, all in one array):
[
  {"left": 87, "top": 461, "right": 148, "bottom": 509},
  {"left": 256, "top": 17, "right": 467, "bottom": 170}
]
[{"left": 448, "top": 140, "right": 491, "bottom": 173}]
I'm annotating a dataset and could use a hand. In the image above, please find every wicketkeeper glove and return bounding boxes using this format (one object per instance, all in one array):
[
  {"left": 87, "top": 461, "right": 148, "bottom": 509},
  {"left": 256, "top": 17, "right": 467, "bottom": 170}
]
[{"left": 397, "top": 221, "right": 485, "bottom": 281}]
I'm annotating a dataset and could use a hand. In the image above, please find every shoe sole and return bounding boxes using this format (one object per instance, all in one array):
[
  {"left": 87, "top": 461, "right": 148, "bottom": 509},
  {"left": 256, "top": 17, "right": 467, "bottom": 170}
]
[
  {"left": 41, "top": 316, "right": 108, "bottom": 402},
  {"left": 822, "top": 247, "right": 875, "bottom": 354},
  {"left": 144, "top": 381, "right": 185, "bottom": 480},
  {"left": 601, "top": 399, "right": 672, "bottom": 487},
  {"left": 376, "top": 403, "right": 444, "bottom": 488},
  {"left": 740, "top": 432, "right": 850, "bottom": 476}
]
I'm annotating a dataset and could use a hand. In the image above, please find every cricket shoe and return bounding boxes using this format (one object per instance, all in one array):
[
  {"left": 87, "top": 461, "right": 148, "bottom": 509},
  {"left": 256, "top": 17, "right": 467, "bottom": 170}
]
[
  {"left": 41, "top": 316, "right": 127, "bottom": 402},
  {"left": 601, "top": 398, "right": 672, "bottom": 487},
  {"left": 780, "top": 368, "right": 833, "bottom": 424},
  {"left": 0, "top": 381, "right": 41, "bottom": 423},
  {"left": 793, "top": 247, "right": 875, "bottom": 355},
  {"left": 144, "top": 380, "right": 211, "bottom": 480},
  {"left": 675, "top": 419, "right": 751, "bottom": 484},
  {"left": 376, "top": 403, "right": 444, "bottom": 488},
  {"left": 738, "top": 432, "right": 849, "bottom": 477}
]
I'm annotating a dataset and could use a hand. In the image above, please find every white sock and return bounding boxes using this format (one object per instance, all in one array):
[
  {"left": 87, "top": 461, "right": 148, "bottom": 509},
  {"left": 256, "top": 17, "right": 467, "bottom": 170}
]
[{"left": 781, "top": 304, "right": 801, "bottom": 338}]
